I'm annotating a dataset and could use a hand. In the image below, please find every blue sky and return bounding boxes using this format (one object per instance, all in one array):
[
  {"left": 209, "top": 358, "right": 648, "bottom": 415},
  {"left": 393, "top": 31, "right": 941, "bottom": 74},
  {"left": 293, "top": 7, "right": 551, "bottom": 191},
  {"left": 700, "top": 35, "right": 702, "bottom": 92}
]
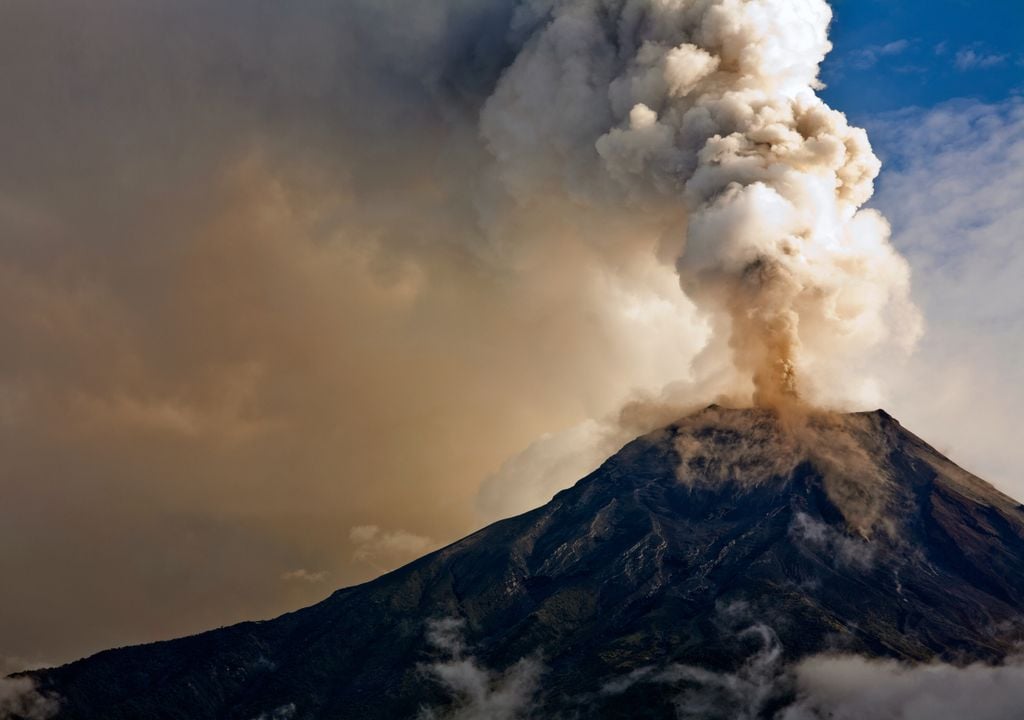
[
  {"left": 813, "top": 1, "right": 1024, "bottom": 492},
  {"left": 822, "top": 0, "right": 1023, "bottom": 117}
]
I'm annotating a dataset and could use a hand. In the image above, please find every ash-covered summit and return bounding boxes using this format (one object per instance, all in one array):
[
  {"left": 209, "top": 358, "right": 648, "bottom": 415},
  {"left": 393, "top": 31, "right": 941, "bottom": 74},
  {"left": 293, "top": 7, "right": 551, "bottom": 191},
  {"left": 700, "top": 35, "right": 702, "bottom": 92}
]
[{"left": 20, "top": 406, "right": 1024, "bottom": 719}]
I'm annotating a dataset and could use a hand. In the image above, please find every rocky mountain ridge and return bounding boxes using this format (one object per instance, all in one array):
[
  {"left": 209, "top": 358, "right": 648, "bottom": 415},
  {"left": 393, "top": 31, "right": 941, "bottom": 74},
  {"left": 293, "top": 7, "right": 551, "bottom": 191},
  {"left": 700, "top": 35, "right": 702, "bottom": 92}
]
[{"left": 19, "top": 405, "right": 1024, "bottom": 719}]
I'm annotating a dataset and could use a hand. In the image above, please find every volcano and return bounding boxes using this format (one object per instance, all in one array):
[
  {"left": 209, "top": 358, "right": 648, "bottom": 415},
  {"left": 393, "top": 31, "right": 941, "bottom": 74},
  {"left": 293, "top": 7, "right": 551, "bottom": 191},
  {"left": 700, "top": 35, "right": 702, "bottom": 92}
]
[{"left": 18, "top": 406, "right": 1024, "bottom": 719}]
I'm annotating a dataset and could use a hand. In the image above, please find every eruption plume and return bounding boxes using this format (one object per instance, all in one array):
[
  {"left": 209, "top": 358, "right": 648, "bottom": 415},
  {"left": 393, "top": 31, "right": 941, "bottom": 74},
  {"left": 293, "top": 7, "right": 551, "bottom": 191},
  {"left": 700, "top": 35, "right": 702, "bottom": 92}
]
[{"left": 482, "top": 0, "right": 920, "bottom": 406}]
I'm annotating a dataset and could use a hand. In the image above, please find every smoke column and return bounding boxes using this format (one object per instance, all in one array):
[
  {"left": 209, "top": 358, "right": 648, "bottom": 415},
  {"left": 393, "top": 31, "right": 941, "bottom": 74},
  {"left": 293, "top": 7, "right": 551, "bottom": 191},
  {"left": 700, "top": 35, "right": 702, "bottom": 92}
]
[{"left": 481, "top": 0, "right": 920, "bottom": 407}]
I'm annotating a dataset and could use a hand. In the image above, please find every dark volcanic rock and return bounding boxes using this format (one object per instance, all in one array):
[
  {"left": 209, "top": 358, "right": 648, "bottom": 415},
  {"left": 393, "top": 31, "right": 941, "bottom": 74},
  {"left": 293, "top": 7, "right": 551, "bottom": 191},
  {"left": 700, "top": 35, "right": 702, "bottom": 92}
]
[{"left": 22, "top": 406, "right": 1024, "bottom": 719}]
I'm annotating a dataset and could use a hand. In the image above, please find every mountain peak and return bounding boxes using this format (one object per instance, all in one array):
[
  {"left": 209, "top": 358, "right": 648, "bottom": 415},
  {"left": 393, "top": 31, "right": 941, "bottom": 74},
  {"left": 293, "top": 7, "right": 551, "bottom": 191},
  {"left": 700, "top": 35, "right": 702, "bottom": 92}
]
[
  {"left": 609, "top": 404, "right": 902, "bottom": 536},
  {"left": 27, "top": 407, "right": 1024, "bottom": 719}
]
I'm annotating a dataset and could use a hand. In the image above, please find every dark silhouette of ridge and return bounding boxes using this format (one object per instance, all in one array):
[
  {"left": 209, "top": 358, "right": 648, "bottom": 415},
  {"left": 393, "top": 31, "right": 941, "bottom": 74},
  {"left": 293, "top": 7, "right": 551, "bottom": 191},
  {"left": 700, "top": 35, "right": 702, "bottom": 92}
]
[{"left": 19, "top": 406, "right": 1024, "bottom": 719}]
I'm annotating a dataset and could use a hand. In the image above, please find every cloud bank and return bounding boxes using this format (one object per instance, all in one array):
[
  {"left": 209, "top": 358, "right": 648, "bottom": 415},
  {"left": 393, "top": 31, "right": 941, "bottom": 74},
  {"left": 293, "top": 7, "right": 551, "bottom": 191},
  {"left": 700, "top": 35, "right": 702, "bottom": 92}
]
[
  {"left": 782, "top": 654, "right": 1024, "bottom": 720},
  {"left": 417, "top": 614, "right": 1024, "bottom": 720}
]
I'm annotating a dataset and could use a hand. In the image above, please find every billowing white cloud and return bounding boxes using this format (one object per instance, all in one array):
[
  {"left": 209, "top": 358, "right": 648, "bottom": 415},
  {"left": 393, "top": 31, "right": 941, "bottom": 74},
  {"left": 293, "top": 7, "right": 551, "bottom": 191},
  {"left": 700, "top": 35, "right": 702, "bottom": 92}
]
[{"left": 482, "top": 0, "right": 919, "bottom": 407}]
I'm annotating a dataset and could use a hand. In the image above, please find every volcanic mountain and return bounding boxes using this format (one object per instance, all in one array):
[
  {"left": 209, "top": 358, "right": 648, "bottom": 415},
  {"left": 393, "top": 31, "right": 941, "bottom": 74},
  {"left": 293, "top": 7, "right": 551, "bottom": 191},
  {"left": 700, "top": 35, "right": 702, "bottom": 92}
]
[{"left": 18, "top": 406, "right": 1024, "bottom": 719}]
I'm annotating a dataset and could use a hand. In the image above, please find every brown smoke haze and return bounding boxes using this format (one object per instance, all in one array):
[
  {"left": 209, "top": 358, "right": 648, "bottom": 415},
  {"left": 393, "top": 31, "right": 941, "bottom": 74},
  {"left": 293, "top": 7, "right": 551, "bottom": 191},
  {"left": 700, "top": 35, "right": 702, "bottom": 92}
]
[{"left": 0, "top": 0, "right": 1017, "bottom": 670}]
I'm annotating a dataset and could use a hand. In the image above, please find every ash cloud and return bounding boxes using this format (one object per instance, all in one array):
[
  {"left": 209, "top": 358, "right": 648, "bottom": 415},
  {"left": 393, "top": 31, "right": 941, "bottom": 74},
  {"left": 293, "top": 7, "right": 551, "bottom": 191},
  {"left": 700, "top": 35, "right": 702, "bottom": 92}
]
[
  {"left": 0, "top": 0, "right": 705, "bottom": 663},
  {"left": 669, "top": 406, "right": 898, "bottom": 534},
  {"left": 477, "top": 0, "right": 920, "bottom": 406},
  {"left": 0, "top": 0, "right": 924, "bottom": 664}
]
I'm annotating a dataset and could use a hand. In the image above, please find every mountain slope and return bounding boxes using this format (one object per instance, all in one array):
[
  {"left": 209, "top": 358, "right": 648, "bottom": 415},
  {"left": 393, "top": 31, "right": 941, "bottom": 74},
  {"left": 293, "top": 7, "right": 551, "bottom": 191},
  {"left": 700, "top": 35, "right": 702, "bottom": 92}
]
[{"left": 24, "top": 406, "right": 1024, "bottom": 719}]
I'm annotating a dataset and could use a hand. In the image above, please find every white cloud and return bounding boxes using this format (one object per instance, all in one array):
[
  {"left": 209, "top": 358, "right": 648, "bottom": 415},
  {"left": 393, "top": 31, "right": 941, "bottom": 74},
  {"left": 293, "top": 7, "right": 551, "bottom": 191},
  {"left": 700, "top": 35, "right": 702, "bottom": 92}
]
[
  {"left": 475, "top": 419, "right": 629, "bottom": 522},
  {"left": 604, "top": 623, "right": 785, "bottom": 720},
  {"left": 417, "top": 612, "right": 1024, "bottom": 719},
  {"left": 601, "top": 619, "right": 1024, "bottom": 720},
  {"left": 848, "top": 39, "right": 912, "bottom": 69},
  {"left": 790, "top": 512, "right": 874, "bottom": 570},
  {"left": 955, "top": 48, "right": 1009, "bottom": 71},
  {"left": 0, "top": 677, "right": 58, "bottom": 720},
  {"left": 279, "top": 569, "right": 327, "bottom": 584},
  {"left": 349, "top": 525, "right": 435, "bottom": 569},
  {"left": 781, "top": 655, "right": 1024, "bottom": 720},
  {"left": 865, "top": 98, "right": 1024, "bottom": 497},
  {"left": 418, "top": 619, "right": 542, "bottom": 720}
]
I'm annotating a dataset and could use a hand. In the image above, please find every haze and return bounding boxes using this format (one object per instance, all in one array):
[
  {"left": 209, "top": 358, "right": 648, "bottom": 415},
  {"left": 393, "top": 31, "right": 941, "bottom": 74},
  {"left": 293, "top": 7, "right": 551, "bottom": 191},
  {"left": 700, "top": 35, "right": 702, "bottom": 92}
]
[{"left": 0, "top": 0, "right": 1021, "bottom": 672}]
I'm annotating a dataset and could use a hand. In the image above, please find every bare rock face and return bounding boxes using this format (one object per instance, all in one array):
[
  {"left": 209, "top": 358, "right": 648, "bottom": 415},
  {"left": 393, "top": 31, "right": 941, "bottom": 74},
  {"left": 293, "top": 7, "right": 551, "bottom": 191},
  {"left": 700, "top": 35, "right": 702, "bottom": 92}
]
[{"left": 23, "top": 406, "right": 1024, "bottom": 719}]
